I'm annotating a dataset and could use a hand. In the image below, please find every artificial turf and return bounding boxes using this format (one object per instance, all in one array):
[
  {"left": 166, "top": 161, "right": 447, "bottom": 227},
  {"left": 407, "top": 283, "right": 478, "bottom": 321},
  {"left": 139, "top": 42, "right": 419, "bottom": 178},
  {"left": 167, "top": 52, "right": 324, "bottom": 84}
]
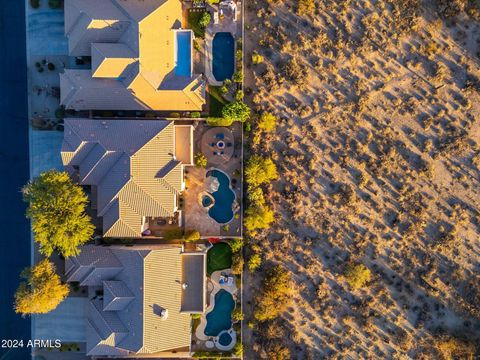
[{"left": 207, "top": 242, "right": 233, "bottom": 275}]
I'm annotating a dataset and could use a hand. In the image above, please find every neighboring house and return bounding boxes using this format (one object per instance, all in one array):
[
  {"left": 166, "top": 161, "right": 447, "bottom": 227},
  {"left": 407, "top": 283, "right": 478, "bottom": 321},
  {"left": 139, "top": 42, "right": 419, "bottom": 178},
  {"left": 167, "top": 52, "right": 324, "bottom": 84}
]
[
  {"left": 65, "top": 244, "right": 206, "bottom": 356},
  {"left": 60, "top": 0, "right": 205, "bottom": 111},
  {"left": 61, "top": 119, "right": 194, "bottom": 238}
]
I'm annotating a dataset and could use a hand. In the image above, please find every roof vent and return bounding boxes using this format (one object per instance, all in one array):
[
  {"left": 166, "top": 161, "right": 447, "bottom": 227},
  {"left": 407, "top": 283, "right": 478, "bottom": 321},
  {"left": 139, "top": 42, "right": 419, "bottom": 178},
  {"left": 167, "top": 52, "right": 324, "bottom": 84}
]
[{"left": 160, "top": 309, "right": 168, "bottom": 320}]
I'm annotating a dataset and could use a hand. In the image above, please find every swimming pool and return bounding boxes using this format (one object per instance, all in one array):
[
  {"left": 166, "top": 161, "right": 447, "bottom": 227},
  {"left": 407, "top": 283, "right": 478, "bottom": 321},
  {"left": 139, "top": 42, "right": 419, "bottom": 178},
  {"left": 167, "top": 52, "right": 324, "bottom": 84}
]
[
  {"left": 176, "top": 31, "right": 192, "bottom": 77},
  {"left": 205, "top": 169, "right": 235, "bottom": 224},
  {"left": 218, "top": 331, "right": 233, "bottom": 346},
  {"left": 204, "top": 290, "right": 235, "bottom": 336},
  {"left": 212, "top": 32, "right": 235, "bottom": 81}
]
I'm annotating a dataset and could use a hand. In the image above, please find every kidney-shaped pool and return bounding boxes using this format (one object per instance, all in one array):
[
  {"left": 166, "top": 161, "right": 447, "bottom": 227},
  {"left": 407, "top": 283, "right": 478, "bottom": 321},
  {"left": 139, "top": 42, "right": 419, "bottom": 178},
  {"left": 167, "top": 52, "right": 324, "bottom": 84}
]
[
  {"left": 204, "top": 289, "right": 235, "bottom": 337},
  {"left": 204, "top": 169, "right": 235, "bottom": 224}
]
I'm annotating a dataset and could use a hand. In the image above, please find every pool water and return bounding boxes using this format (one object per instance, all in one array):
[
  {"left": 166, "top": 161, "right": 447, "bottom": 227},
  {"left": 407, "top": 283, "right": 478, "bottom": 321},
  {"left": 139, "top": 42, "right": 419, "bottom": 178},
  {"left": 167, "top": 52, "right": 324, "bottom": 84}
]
[
  {"left": 204, "top": 290, "right": 235, "bottom": 336},
  {"left": 218, "top": 332, "right": 233, "bottom": 346},
  {"left": 202, "top": 195, "right": 213, "bottom": 207},
  {"left": 205, "top": 170, "right": 234, "bottom": 224},
  {"left": 176, "top": 31, "right": 191, "bottom": 77},
  {"left": 212, "top": 32, "right": 234, "bottom": 81}
]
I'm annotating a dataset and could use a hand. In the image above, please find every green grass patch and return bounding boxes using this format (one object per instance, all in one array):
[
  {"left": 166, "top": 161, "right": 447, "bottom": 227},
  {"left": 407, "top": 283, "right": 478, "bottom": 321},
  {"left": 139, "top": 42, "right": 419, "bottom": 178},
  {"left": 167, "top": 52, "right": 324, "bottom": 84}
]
[
  {"left": 208, "top": 86, "right": 228, "bottom": 117},
  {"left": 207, "top": 242, "right": 233, "bottom": 275},
  {"left": 188, "top": 9, "right": 207, "bottom": 38}
]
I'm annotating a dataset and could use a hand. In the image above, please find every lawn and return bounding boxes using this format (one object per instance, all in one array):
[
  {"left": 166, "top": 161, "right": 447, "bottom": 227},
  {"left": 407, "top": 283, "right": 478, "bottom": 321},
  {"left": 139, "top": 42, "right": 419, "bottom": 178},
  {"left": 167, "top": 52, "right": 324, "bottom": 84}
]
[
  {"left": 208, "top": 86, "right": 228, "bottom": 117},
  {"left": 207, "top": 242, "right": 232, "bottom": 275},
  {"left": 188, "top": 9, "right": 207, "bottom": 38}
]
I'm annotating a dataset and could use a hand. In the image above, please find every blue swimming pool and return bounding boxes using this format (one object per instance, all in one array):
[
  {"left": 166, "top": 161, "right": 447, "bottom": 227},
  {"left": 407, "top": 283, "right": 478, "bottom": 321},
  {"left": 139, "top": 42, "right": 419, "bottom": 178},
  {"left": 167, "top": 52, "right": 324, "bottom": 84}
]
[
  {"left": 176, "top": 31, "right": 191, "bottom": 77},
  {"left": 212, "top": 32, "right": 235, "bottom": 81},
  {"left": 205, "top": 290, "right": 235, "bottom": 337},
  {"left": 218, "top": 331, "right": 233, "bottom": 346},
  {"left": 205, "top": 169, "right": 235, "bottom": 224}
]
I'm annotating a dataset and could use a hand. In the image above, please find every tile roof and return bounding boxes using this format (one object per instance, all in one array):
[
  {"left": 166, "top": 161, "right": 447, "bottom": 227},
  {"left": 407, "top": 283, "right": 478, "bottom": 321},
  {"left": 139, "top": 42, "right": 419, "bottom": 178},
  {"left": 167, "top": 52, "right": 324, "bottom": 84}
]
[
  {"left": 61, "top": 119, "right": 191, "bottom": 238},
  {"left": 61, "top": 0, "right": 205, "bottom": 111},
  {"left": 66, "top": 245, "right": 205, "bottom": 355}
]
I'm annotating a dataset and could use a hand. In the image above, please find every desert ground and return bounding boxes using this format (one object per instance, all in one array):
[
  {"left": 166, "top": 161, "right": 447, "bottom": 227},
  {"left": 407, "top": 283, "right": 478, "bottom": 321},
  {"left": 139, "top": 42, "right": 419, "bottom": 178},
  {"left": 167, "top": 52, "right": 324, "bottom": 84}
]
[{"left": 243, "top": 0, "right": 480, "bottom": 358}]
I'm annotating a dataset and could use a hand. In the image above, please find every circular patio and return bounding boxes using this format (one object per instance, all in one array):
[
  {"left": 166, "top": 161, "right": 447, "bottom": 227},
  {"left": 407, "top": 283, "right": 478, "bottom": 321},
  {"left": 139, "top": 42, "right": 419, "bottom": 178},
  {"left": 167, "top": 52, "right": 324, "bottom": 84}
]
[{"left": 201, "top": 127, "right": 234, "bottom": 165}]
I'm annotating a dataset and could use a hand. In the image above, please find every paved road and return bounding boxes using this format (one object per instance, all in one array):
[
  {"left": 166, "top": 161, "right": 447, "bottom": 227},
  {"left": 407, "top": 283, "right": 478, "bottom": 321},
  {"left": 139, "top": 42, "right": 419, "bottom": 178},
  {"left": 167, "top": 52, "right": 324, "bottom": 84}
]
[{"left": 0, "top": 0, "right": 31, "bottom": 358}]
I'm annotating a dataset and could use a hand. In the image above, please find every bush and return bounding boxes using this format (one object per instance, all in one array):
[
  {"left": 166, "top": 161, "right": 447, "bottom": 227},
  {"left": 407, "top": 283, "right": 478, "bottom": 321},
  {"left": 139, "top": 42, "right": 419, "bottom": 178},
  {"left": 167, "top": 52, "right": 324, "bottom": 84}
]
[
  {"left": 245, "top": 155, "right": 278, "bottom": 187},
  {"left": 30, "top": 0, "right": 40, "bottom": 9},
  {"left": 191, "top": 111, "right": 201, "bottom": 118},
  {"left": 206, "top": 117, "right": 234, "bottom": 127},
  {"left": 248, "top": 253, "right": 262, "bottom": 272},
  {"left": 235, "top": 90, "right": 244, "bottom": 101},
  {"left": 254, "top": 265, "right": 292, "bottom": 321},
  {"left": 257, "top": 112, "right": 276, "bottom": 132},
  {"left": 23, "top": 170, "right": 95, "bottom": 257},
  {"left": 252, "top": 52, "right": 264, "bottom": 64},
  {"left": 244, "top": 204, "right": 275, "bottom": 233},
  {"left": 232, "top": 341, "right": 243, "bottom": 356},
  {"left": 344, "top": 263, "right": 372, "bottom": 289},
  {"left": 232, "top": 307, "right": 244, "bottom": 322},
  {"left": 199, "top": 11, "right": 211, "bottom": 28},
  {"left": 14, "top": 260, "right": 69, "bottom": 315},
  {"left": 194, "top": 152, "right": 207, "bottom": 168},
  {"left": 47, "top": 63, "right": 55, "bottom": 71},
  {"left": 184, "top": 230, "right": 201, "bottom": 242},
  {"left": 297, "top": 0, "right": 314, "bottom": 15},
  {"left": 222, "top": 101, "right": 250, "bottom": 122},
  {"left": 229, "top": 238, "right": 243, "bottom": 253},
  {"left": 233, "top": 70, "right": 244, "bottom": 83}
]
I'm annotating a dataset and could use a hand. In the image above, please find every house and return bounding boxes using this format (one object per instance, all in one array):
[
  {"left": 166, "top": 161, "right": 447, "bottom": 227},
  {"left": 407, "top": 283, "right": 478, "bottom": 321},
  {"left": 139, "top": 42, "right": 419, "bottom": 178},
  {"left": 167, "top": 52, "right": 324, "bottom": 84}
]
[
  {"left": 61, "top": 119, "right": 193, "bottom": 238},
  {"left": 60, "top": 0, "right": 206, "bottom": 111},
  {"left": 65, "top": 244, "right": 206, "bottom": 356}
]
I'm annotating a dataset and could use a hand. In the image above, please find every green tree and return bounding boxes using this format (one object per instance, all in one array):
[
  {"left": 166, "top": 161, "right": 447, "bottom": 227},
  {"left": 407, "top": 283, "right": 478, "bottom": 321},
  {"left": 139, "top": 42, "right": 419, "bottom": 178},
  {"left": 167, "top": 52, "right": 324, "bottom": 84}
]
[
  {"left": 23, "top": 170, "right": 95, "bottom": 257},
  {"left": 222, "top": 101, "right": 250, "bottom": 122},
  {"left": 248, "top": 253, "right": 262, "bottom": 272},
  {"left": 199, "top": 11, "right": 211, "bottom": 28},
  {"left": 344, "top": 263, "right": 372, "bottom": 289},
  {"left": 244, "top": 204, "right": 275, "bottom": 233},
  {"left": 14, "top": 259, "right": 69, "bottom": 315},
  {"left": 245, "top": 155, "right": 278, "bottom": 187},
  {"left": 233, "top": 70, "right": 244, "bottom": 83},
  {"left": 229, "top": 237, "right": 243, "bottom": 253},
  {"left": 254, "top": 265, "right": 292, "bottom": 321},
  {"left": 194, "top": 152, "right": 207, "bottom": 168},
  {"left": 258, "top": 112, "right": 277, "bottom": 132},
  {"left": 232, "top": 306, "right": 244, "bottom": 322}
]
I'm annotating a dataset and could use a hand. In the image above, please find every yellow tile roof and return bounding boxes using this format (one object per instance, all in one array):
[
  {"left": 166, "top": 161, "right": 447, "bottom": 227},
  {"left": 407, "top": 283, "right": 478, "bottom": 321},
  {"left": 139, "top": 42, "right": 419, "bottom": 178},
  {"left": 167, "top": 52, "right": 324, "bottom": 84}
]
[{"left": 61, "top": 0, "right": 205, "bottom": 111}]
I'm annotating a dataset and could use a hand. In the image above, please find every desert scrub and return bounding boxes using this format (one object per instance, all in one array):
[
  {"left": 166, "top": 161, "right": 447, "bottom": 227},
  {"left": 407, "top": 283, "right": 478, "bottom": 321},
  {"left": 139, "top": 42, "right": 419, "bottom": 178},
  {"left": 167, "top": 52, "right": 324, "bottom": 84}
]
[
  {"left": 194, "top": 152, "right": 207, "bottom": 168},
  {"left": 344, "top": 263, "right": 372, "bottom": 289}
]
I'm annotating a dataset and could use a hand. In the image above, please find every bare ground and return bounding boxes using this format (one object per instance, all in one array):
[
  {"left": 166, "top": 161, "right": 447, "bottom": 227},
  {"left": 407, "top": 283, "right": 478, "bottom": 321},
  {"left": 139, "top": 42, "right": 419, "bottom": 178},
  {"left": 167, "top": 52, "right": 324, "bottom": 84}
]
[{"left": 243, "top": 0, "right": 480, "bottom": 358}]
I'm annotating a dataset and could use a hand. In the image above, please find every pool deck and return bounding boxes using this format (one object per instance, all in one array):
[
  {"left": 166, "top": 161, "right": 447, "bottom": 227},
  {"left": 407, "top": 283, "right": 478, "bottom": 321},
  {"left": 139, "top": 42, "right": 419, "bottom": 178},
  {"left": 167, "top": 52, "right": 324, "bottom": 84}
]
[
  {"left": 204, "top": 3, "right": 242, "bottom": 86},
  {"left": 194, "top": 269, "right": 238, "bottom": 345},
  {"left": 184, "top": 122, "right": 242, "bottom": 237}
]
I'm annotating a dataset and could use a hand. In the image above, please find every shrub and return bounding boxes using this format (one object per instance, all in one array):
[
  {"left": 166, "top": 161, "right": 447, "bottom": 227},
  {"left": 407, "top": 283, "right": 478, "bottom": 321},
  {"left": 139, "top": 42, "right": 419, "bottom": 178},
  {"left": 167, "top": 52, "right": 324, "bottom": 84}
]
[
  {"left": 254, "top": 265, "right": 292, "bottom": 321},
  {"left": 48, "top": 0, "right": 62, "bottom": 9},
  {"left": 258, "top": 112, "right": 276, "bottom": 132},
  {"left": 434, "top": 335, "right": 477, "bottom": 359},
  {"left": 14, "top": 260, "right": 69, "bottom": 315},
  {"left": 297, "top": 0, "right": 314, "bottom": 15},
  {"left": 248, "top": 253, "right": 262, "bottom": 272},
  {"left": 344, "top": 263, "right": 372, "bottom": 289},
  {"left": 252, "top": 52, "right": 264, "bottom": 64},
  {"left": 245, "top": 155, "right": 278, "bottom": 187},
  {"left": 206, "top": 117, "right": 233, "bottom": 127},
  {"left": 232, "top": 341, "right": 243, "bottom": 356},
  {"left": 23, "top": 170, "right": 95, "bottom": 257},
  {"left": 199, "top": 11, "right": 211, "bottom": 28},
  {"left": 233, "top": 70, "right": 244, "bottom": 83},
  {"left": 235, "top": 90, "right": 244, "bottom": 101},
  {"left": 184, "top": 230, "right": 201, "bottom": 242},
  {"left": 232, "top": 307, "right": 244, "bottom": 322},
  {"left": 191, "top": 111, "right": 201, "bottom": 118},
  {"left": 229, "top": 238, "right": 243, "bottom": 253},
  {"left": 244, "top": 204, "right": 275, "bottom": 233},
  {"left": 47, "top": 63, "right": 55, "bottom": 71},
  {"left": 222, "top": 101, "right": 250, "bottom": 122},
  {"left": 194, "top": 152, "right": 207, "bottom": 168}
]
